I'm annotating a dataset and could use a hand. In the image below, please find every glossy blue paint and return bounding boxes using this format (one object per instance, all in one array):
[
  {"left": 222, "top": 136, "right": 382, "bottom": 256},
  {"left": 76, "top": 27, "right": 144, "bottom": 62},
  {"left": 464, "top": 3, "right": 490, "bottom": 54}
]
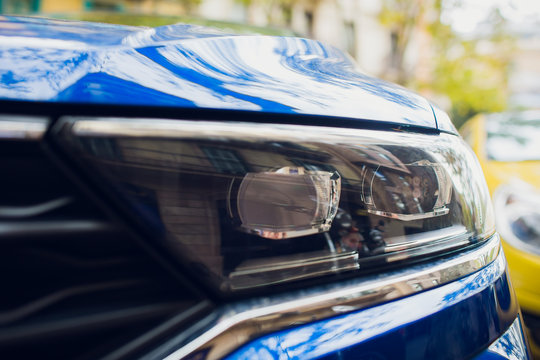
[
  {"left": 0, "top": 16, "right": 442, "bottom": 130},
  {"left": 474, "top": 317, "right": 530, "bottom": 360},
  {"left": 225, "top": 254, "right": 521, "bottom": 360}
]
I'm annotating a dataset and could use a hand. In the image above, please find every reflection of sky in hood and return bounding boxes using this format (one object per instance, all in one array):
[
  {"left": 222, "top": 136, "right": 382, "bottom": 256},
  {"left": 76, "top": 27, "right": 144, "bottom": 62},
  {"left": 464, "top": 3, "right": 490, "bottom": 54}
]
[
  {"left": 0, "top": 16, "right": 437, "bottom": 128},
  {"left": 122, "top": 23, "right": 227, "bottom": 48},
  {"left": 101, "top": 48, "right": 261, "bottom": 110},
  {"left": 0, "top": 47, "right": 99, "bottom": 99},
  {"left": 136, "top": 36, "right": 433, "bottom": 123}
]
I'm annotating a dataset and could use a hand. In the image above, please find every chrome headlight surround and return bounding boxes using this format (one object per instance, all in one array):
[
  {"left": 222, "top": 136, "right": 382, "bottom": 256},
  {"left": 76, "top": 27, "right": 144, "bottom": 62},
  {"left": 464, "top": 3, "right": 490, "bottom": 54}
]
[{"left": 53, "top": 118, "right": 495, "bottom": 294}]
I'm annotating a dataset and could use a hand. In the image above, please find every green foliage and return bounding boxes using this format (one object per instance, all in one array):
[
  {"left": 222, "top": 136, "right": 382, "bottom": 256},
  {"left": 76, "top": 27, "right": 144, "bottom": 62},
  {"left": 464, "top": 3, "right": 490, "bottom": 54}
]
[
  {"left": 233, "top": 0, "right": 294, "bottom": 26},
  {"left": 378, "top": 0, "right": 426, "bottom": 84},
  {"left": 379, "top": 0, "right": 514, "bottom": 128},
  {"left": 425, "top": 3, "right": 514, "bottom": 128},
  {"left": 176, "top": 0, "right": 202, "bottom": 12},
  {"left": 426, "top": 39, "right": 512, "bottom": 128}
]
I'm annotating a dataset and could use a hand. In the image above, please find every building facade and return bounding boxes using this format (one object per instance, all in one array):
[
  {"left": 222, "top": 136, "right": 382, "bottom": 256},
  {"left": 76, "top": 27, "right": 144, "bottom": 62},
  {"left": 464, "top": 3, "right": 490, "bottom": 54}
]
[{"left": 0, "top": 0, "right": 430, "bottom": 81}]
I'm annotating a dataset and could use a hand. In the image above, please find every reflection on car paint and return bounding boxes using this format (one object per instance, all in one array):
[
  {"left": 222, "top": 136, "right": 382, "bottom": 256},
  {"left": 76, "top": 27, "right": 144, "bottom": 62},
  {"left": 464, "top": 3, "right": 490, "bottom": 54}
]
[
  {"left": 474, "top": 317, "right": 529, "bottom": 360},
  {"left": 0, "top": 16, "right": 440, "bottom": 128},
  {"left": 226, "top": 253, "right": 519, "bottom": 360}
]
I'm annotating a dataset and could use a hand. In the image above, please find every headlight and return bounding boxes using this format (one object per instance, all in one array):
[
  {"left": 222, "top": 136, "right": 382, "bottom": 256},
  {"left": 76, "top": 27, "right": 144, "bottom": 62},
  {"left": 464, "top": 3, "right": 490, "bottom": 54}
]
[
  {"left": 494, "top": 182, "right": 540, "bottom": 255},
  {"left": 53, "top": 118, "right": 494, "bottom": 294}
]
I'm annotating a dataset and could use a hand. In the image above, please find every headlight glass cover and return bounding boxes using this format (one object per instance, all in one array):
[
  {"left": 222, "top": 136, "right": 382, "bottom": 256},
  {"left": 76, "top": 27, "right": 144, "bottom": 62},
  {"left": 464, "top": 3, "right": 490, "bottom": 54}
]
[{"left": 54, "top": 118, "right": 494, "bottom": 293}]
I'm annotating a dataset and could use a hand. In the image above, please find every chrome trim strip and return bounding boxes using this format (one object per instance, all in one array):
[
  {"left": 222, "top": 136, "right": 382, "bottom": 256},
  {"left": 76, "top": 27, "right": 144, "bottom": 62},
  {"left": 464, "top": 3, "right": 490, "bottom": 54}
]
[
  {"left": 0, "top": 116, "right": 49, "bottom": 140},
  {"left": 230, "top": 251, "right": 359, "bottom": 277},
  {"left": 383, "top": 224, "right": 468, "bottom": 252},
  {"left": 163, "top": 234, "right": 501, "bottom": 360},
  {"left": 0, "top": 197, "right": 72, "bottom": 219},
  {"left": 63, "top": 117, "right": 424, "bottom": 141}
]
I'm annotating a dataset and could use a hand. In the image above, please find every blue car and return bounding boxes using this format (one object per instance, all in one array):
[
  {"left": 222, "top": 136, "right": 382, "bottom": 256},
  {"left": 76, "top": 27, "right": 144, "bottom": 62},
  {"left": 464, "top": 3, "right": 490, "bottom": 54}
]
[{"left": 0, "top": 16, "right": 529, "bottom": 359}]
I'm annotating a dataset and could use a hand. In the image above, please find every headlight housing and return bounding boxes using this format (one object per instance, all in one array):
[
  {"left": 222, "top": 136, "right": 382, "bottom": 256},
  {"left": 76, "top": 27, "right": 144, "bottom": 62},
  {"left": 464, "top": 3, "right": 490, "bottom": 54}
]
[
  {"left": 494, "top": 182, "right": 540, "bottom": 255},
  {"left": 54, "top": 118, "right": 494, "bottom": 294}
]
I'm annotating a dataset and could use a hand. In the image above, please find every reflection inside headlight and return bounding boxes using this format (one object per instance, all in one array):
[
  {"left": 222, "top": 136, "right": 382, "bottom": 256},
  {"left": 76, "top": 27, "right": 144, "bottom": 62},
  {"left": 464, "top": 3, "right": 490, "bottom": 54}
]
[
  {"left": 361, "top": 159, "right": 451, "bottom": 220},
  {"left": 233, "top": 167, "right": 341, "bottom": 239}
]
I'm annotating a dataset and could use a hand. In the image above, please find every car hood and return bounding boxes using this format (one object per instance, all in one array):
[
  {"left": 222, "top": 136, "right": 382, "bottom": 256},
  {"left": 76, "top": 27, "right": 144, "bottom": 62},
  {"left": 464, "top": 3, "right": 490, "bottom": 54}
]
[
  {"left": 485, "top": 160, "right": 540, "bottom": 194},
  {"left": 0, "top": 16, "right": 440, "bottom": 130}
]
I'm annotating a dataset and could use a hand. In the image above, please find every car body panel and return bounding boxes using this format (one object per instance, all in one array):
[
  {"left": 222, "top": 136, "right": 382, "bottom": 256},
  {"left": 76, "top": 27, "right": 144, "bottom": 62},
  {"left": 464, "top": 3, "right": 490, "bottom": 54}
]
[
  {"left": 474, "top": 317, "right": 529, "bottom": 360},
  {"left": 0, "top": 16, "right": 443, "bottom": 130},
  {"left": 484, "top": 162, "right": 540, "bottom": 195},
  {"left": 226, "top": 251, "right": 520, "bottom": 359},
  {"left": 504, "top": 243, "right": 540, "bottom": 314}
]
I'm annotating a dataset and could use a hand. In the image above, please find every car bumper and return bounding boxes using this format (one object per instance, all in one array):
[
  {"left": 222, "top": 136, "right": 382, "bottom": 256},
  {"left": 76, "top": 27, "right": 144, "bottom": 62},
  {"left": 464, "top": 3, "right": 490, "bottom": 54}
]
[
  {"left": 474, "top": 316, "right": 529, "bottom": 360},
  {"left": 225, "top": 244, "right": 528, "bottom": 360}
]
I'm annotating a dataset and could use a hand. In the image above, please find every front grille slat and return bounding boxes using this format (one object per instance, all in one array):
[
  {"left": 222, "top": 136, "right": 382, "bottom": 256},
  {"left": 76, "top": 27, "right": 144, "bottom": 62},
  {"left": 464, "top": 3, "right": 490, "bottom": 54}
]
[
  {"left": 0, "top": 219, "right": 115, "bottom": 239},
  {"left": 0, "top": 137, "right": 208, "bottom": 359},
  {"left": 0, "top": 196, "right": 73, "bottom": 218},
  {"left": 0, "top": 279, "right": 149, "bottom": 326},
  {"left": 0, "top": 302, "right": 189, "bottom": 345}
]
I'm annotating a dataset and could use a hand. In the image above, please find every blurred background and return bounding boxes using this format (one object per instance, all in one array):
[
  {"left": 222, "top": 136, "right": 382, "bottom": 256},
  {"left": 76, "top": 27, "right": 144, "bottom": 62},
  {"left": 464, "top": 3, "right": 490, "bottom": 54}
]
[{"left": 2, "top": 0, "right": 539, "bottom": 128}]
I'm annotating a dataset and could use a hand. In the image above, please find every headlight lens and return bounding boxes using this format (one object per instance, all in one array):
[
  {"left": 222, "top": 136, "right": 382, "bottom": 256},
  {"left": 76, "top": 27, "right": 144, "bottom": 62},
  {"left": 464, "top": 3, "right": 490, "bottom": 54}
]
[
  {"left": 234, "top": 166, "right": 341, "bottom": 239},
  {"left": 494, "top": 182, "right": 540, "bottom": 255},
  {"left": 54, "top": 118, "right": 494, "bottom": 293}
]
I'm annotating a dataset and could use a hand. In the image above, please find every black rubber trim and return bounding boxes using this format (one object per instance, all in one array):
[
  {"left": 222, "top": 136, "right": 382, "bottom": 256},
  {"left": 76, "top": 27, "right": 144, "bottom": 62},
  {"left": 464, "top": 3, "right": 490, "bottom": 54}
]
[
  {"left": 0, "top": 99, "right": 444, "bottom": 136},
  {"left": 101, "top": 301, "right": 210, "bottom": 360}
]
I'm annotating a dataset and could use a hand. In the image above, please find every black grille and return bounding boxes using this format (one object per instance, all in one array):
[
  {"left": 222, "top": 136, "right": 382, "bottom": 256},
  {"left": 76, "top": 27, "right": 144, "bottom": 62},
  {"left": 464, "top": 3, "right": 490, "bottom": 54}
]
[{"left": 0, "top": 140, "right": 207, "bottom": 359}]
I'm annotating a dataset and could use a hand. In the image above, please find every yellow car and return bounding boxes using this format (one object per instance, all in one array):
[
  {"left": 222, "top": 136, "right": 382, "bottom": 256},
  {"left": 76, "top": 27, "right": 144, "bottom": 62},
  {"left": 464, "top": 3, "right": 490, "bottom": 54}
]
[{"left": 461, "top": 111, "right": 540, "bottom": 355}]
